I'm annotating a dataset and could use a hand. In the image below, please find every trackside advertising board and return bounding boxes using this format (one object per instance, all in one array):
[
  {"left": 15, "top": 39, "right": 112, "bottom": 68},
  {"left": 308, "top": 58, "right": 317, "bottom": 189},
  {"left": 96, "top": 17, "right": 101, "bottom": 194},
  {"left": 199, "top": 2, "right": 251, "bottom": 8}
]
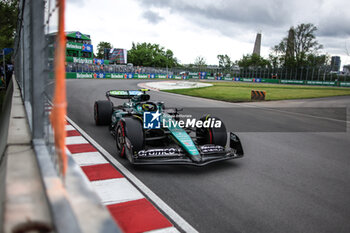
[
  {"left": 280, "top": 80, "right": 304, "bottom": 84},
  {"left": 306, "top": 81, "right": 336, "bottom": 86}
]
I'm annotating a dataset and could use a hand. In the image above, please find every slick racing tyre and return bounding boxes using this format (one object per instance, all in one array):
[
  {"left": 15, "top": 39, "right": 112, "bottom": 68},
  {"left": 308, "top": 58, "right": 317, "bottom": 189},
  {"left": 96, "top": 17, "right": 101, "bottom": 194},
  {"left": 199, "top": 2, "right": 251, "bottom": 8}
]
[
  {"left": 115, "top": 118, "right": 144, "bottom": 158},
  {"left": 94, "top": 100, "right": 113, "bottom": 125},
  {"left": 196, "top": 115, "right": 227, "bottom": 147}
]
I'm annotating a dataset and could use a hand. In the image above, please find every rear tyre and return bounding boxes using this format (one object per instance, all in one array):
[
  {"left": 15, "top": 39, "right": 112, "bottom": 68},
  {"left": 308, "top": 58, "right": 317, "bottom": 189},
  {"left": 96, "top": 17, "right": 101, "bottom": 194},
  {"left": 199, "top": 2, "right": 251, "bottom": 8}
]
[
  {"left": 196, "top": 115, "right": 227, "bottom": 147},
  {"left": 116, "top": 118, "right": 144, "bottom": 158},
  {"left": 94, "top": 100, "right": 113, "bottom": 125}
]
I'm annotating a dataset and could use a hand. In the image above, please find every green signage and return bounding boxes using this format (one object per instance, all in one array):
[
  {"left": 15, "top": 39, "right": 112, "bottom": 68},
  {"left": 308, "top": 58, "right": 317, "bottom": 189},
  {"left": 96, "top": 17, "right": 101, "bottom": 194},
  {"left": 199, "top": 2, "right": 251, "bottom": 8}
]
[
  {"left": 73, "top": 57, "right": 93, "bottom": 64},
  {"left": 261, "top": 78, "right": 279, "bottom": 83},
  {"left": 306, "top": 81, "right": 335, "bottom": 86},
  {"left": 66, "top": 57, "right": 94, "bottom": 64},
  {"left": 66, "top": 42, "right": 83, "bottom": 51},
  {"left": 280, "top": 80, "right": 305, "bottom": 84},
  {"left": 137, "top": 74, "right": 149, "bottom": 79},
  {"left": 157, "top": 74, "right": 167, "bottom": 79},
  {"left": 76, "top": 73, "right": 93, "bottom": 79},
  {"left": 340, "top": 82, "right": 350, "bottom": 87},
  {"left": 110, "top": 73, "right": 124, "bottom": 79}
]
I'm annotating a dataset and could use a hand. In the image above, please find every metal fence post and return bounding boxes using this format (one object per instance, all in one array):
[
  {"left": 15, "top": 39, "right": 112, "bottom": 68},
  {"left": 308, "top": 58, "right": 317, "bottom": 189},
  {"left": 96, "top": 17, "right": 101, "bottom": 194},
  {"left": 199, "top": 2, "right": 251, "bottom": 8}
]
[
  {"left": 23, "top": 0, "right": 33, "bottom": 128},
  {"left": 30, "top": 0, "right": 45, "bottom": 139}
]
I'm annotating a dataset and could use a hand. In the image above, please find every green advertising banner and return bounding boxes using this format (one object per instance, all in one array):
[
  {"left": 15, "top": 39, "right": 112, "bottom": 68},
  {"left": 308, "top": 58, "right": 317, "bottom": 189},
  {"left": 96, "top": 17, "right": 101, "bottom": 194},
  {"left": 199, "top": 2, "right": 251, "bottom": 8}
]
[
  {"left": 109, "top": 73, "right": 125, "bottom": 79},
  {"left": 66, "top": 72, "right": 76, "bottom": 79},
  {"left": 65, "top": 72, "right": 94, "bottom": 79},
  {"left": 241, "top": 78, "right": 254, "bottom": 82},
  {"left": 207, "top": 76, "right": 216, "bottom": 80},
  {"left": 261, "top": 78, "right": 279, "bottom": 83},
  {"left": 190, "top": 76, "right": 199, "bottom": 79},
  {"left": 339, "top": 82, "right": 350, "bottom": 87},
  {"left": 76, "top": 73, "right": 93, "bottom": 79},
  {"left": 156, "top": 74, "right": 167, "bottom": 79},
  {"left": 306, "top": 81, "right": 336, "bottom": 86},
  {"left": 224, "top": 77, "right": 233, "bottom": 81},
  {"left": 66, "top": 57, "right": 94, "bottom": 64},
  {"left": 66, "top": 42, "right": 84, "bottom": 51},
  {"left": 66, "top": 41, "right": 93, "bottom": 53},
  {"left": 137, "top": 74, "right": 150, "bottom": 79},
  {"left": 280, "top": 80, "right": 305, "bottom": 84}
]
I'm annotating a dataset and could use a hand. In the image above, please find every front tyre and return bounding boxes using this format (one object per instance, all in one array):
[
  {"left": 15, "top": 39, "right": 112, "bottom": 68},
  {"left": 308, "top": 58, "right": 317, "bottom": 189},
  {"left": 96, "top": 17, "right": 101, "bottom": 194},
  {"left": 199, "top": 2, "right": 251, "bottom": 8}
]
[
  {"left": 115, "top": 118, "right": 144, "bottom": 158},
  {"left": 94, "top": 100, "right": 113, "bottom": 125},
  {"left": 196, "top": 115, "right": 227, "bottom": 147}
]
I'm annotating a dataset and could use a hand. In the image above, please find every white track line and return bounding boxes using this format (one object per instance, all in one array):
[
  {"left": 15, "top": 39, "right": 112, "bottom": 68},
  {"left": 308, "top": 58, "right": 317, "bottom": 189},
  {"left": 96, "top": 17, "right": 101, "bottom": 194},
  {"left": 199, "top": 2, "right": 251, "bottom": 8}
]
[
  {"left": 67, "top": 116, "right": 199, "bottom": 233},
  {"left": 145, "top": 227, "right": 180, "bottom": 233}
]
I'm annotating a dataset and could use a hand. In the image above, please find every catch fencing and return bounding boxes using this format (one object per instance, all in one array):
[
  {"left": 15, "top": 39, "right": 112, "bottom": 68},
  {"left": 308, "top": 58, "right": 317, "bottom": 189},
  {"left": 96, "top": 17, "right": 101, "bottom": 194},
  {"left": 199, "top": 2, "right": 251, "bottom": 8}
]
[
  {"left": 12, "top": 1, "right": 122, "bottom": 232},
  {"left": 14, "top": 0, "right": 58, "bottom": 173},
  {"left": 65, "top": 63, "right": 350, "bottom": 82}
]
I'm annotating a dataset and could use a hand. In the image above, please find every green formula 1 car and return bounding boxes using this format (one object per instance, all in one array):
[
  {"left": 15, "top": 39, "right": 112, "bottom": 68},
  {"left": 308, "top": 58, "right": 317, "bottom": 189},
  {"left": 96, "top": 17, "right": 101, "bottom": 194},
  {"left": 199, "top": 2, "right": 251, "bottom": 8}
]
[{"left": 94, "top": 89, "right": 244, "bottom": 166}]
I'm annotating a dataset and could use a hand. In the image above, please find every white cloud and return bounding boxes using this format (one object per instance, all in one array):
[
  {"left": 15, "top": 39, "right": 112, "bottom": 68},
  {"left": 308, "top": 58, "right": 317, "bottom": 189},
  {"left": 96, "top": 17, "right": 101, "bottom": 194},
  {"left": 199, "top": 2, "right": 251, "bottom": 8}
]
[{"left": 66, "top": 0, "right": 350, "bottom": 66}]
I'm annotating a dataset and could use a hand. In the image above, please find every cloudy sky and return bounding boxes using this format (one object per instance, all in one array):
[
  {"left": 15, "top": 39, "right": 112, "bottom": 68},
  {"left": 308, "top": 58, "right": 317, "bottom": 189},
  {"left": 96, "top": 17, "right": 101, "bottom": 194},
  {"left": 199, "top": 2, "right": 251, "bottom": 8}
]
[{"left": 66, "top": 0, "right": 350, "bottom": 67}]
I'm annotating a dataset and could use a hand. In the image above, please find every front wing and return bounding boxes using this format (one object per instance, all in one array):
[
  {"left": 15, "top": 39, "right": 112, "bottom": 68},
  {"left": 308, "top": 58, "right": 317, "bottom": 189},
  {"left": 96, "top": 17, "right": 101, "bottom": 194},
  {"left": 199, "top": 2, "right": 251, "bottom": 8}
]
[{"left": 124, "top": 132, "right": 244, "bottom": 166}]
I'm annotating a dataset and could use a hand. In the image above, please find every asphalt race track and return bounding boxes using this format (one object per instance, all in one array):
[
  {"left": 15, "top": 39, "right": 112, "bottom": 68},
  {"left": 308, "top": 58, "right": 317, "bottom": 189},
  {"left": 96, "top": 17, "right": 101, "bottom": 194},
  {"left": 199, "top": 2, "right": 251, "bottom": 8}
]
[{"left": 66, "top": 79, "right": 350, "bottom": 233}]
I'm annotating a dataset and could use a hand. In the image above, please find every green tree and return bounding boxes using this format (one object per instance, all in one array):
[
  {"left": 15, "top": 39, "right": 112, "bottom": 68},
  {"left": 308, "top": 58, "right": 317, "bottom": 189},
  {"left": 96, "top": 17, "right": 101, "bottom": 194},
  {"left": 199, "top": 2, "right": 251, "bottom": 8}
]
[
  {"left": 217, "top": 54, "right": 232, "bottom": 69},
  {"left": 272, "top": 23, "right": 323, "bottom": 67},
  {"left": 236, "top": 54, "right": 270, "bottom": 68},
  {"left": 127, "top": 42, "right": 178, "bottom": 68},
  {"left": 194, "top": 56, "right": 206, "bottom": 69},
  {"left": 96, "top": 41, "right": 113, "bottom": 59},
  {"left": 0, "top": 0, "right": 18, "bottom": 61}
]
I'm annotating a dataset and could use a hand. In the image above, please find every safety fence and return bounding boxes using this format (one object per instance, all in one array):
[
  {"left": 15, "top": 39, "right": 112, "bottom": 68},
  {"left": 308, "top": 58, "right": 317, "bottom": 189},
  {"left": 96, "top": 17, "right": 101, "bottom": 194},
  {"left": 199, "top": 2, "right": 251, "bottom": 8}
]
[
  {"left": 64, "top": 62, "right": 350, "bottom": 82},
  {"left": 65, "top": 72, "right": 350, "bottom": 87},
  {"left": 14, "top": 0, "right": 58, "bottom": 172},
  {"left": 11, "top": 1, "right": 122, "bottom": 232}
]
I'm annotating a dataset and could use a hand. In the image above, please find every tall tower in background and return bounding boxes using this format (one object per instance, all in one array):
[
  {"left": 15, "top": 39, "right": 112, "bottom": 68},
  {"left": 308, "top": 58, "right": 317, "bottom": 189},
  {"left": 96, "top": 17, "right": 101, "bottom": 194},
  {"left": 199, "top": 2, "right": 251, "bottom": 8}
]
[
  {"left": 253, "top": 33, "right": 262, "bottom": 56},
  {"left": 286, "top": 28, "right": 295, "bottom": 61}
]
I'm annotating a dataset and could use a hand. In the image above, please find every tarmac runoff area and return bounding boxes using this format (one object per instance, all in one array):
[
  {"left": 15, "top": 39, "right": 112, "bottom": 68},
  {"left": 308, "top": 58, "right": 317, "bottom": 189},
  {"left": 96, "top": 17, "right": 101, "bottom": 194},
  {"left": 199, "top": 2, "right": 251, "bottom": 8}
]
[{"left": 139, "top": 81, "right": 212, "bottom": 90}]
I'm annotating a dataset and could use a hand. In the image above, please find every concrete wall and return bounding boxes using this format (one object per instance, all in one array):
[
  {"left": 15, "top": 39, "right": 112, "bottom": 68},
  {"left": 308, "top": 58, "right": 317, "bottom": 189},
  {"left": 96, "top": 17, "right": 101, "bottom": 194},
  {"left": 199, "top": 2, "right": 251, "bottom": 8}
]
[{"left": 0, "top": 77, "right": 53, "bottom": 233}]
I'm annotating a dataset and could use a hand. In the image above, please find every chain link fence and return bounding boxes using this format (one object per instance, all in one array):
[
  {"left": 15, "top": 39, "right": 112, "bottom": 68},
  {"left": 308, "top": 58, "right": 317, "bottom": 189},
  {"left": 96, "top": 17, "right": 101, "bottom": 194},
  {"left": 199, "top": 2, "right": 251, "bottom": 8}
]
[
  {"left": 65, "top": 62, "right": 350, "bottom": 82},
  {"left": 14, "top": 0, "right": 59, "bottom": 174}
]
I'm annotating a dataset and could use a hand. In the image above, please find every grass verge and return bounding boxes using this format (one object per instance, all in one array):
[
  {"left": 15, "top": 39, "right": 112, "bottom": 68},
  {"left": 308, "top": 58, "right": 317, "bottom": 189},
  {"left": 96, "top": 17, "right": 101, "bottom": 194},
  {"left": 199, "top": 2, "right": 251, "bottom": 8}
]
[{"left": 163, "top": 82, "right": 350, "bottom": 102}]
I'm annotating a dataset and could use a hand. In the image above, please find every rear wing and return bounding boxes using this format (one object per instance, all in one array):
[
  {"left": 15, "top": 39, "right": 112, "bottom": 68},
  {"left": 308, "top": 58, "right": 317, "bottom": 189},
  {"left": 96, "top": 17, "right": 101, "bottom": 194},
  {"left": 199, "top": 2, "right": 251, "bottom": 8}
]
[{"left": 106, "top": 89, "right": 149, "bottom": 100}]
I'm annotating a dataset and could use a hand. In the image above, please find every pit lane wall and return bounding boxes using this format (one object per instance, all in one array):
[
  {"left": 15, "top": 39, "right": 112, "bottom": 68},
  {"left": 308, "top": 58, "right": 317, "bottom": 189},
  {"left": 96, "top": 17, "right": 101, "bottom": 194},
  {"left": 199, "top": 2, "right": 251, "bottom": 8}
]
[{"left": 66, "top": 72, "right": 350, "bottom": 87}]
